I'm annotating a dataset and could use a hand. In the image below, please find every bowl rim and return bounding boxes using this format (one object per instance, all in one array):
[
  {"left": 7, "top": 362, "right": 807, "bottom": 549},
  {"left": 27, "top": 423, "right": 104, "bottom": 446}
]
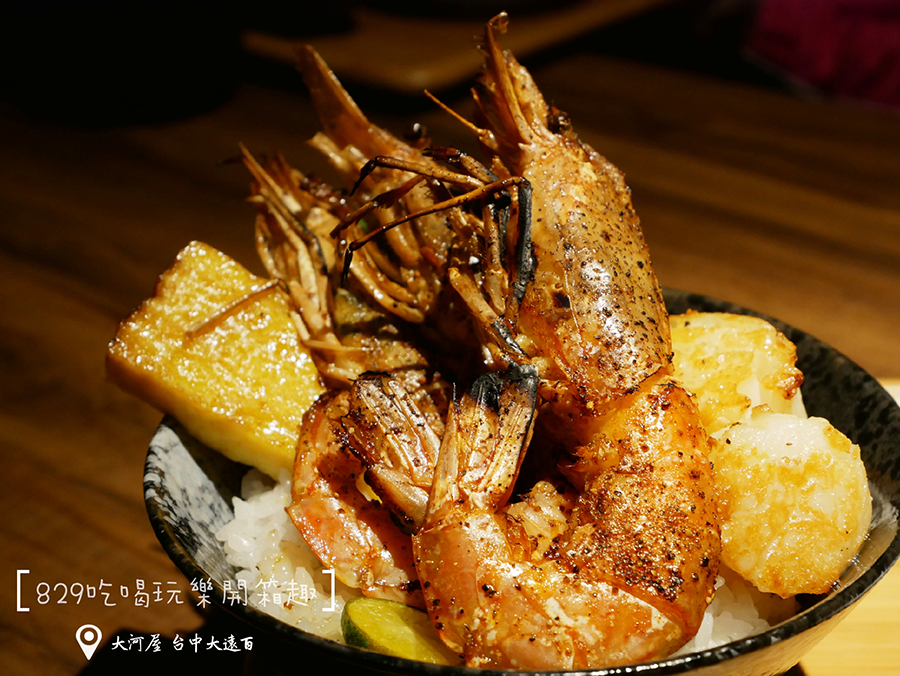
[{"left": 144, "top": 289, "right": 900, "bottom": 675}]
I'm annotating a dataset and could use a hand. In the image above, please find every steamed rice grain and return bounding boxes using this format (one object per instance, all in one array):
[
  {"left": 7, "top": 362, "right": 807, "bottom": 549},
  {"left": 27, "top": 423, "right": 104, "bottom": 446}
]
[
  {"left": 218, "top": 469, "right": 798, "bottom": 655},
  {"left": 216, "top": 469, "right": 360, "bottom": 641}
]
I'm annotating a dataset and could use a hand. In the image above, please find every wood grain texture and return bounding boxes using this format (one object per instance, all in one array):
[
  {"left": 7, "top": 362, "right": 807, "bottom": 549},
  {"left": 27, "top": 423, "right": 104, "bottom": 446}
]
[
  {"left": 1, "top": 33, "right": 898, "bottom": 676},
  {"left": 244, "top": 0, "right": 676, "bottom": 94}
]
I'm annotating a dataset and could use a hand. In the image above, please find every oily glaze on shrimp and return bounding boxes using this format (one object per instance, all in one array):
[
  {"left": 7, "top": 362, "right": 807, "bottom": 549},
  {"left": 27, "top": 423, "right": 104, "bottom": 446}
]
[
  {"left": 466, "top": 14, "right": 670, "bottom": 403},
  {"left": 242, "top": 133, "right": 451, "bottom": 605},
  {"left": 403, "top": 15, "right": 721, "bottom": 667},
  {"left": 261, "top": 17, "right": 720, "bottom": 665},
  {"left": 414, "top": 367, "right": 718, "bottom": 669},
  {"left": 290, "top": 389, "right": 421, "bottom": 606}
]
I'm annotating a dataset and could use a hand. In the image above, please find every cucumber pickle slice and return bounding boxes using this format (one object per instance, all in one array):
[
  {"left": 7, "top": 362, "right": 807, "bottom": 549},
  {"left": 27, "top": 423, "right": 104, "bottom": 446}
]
[{"left": 341, "top": 597, "right": 461, "bottom": 665}]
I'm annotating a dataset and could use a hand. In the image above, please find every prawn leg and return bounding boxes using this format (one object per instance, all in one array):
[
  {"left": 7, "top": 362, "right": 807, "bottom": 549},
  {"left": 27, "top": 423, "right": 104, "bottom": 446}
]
[
  {"left": 335, "top": 148, "right": 535, "bottom": 344},
  {"left": 297, "top": 44, "right": 453, "bottom": 321}
]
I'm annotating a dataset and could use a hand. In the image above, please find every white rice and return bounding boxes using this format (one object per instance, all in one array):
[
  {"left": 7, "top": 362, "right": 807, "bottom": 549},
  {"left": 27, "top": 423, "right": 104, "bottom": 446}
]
[
  {"left": 215, "top": 469, "right": 358, "bottom": 641},
  {"left": 675, "top": 566, "right": 798, "bottom": 655},
  {"left": 217, "top": 469, "right": 799, "bottom": 655}
]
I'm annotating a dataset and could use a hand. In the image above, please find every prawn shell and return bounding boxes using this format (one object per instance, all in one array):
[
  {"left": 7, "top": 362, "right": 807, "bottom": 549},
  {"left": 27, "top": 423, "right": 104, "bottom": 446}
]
[
  {"left": 563, "top": 377, "right": 720, "bottom": 637},
  {"left": 288, "top": 391, "right": 425, "bottom": 608},
  {"left": 475, "top": 21, "right": 672, "bottom": 403},
  {"left": 518, "top": 159, "right": 671, "bottom": 403}
]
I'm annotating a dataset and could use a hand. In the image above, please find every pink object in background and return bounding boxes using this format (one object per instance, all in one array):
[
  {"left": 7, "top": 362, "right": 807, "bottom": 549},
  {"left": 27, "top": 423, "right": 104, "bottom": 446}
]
[{"left": 746, "top": 0, "right": 900, "bottom": 110}]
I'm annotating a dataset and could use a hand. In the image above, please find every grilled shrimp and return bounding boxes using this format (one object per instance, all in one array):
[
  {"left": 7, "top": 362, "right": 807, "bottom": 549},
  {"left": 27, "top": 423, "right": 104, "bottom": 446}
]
[
  {"left": 414, "top": 367, "right": 718, "bottom": 669},
  {"left": 394, "top": 15, "right": 719, "bottom": 666},
  {"left": 261, "top": 18, "right": 720, "bottom": 664},
  {"left": 297, "top": 45, "right": 455, "bottom": 324},
  {"left": 283, "top": 289, "right": 446, "bottom": 607},
  {"left": 243, "top": 147, "right": 449, "bottom": 606},
  {"left": 289, "top": 390, "right": 421, "bottom": 606}
]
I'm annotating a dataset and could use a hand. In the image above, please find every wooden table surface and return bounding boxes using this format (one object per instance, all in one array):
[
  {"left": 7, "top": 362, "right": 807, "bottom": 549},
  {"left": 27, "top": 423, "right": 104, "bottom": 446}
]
[{"left": 2, "top": 15, "right": 899, "bottom": 676}]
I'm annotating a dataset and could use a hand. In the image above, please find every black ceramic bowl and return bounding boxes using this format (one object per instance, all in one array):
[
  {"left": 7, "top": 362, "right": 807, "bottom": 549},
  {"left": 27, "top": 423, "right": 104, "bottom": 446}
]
[{"left": 144, "top": 289, "right": 900, "bottom": 675}]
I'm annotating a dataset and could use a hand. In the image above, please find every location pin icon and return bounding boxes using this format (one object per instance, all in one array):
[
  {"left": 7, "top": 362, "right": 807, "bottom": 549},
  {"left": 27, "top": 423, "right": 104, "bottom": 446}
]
[{"left": 76, "top": 624, "right": 102, "bottom": 660}]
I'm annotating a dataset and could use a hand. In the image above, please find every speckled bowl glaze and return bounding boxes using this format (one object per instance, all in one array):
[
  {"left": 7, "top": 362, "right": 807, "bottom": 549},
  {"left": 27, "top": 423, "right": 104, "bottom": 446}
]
[{"left": 145, "top": 290, "right": 900, "bottom": 675}]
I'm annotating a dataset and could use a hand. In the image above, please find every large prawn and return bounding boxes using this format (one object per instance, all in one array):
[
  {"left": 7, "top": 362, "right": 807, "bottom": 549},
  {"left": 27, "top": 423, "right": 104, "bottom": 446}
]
[
  {"left": 415, "top": 366, "right": 716, "bottom": 668},
  {"left": 239, "top": 49, "right": 470, "bottom": 606},
  {"left": 340, "top": 14, "right": 722, "bottom": 668}
]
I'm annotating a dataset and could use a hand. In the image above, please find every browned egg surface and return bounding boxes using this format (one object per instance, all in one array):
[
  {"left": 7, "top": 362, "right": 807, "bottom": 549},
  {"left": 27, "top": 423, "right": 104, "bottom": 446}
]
[{"left": 107, "top": 241, "right": 324, "bottom": 477}]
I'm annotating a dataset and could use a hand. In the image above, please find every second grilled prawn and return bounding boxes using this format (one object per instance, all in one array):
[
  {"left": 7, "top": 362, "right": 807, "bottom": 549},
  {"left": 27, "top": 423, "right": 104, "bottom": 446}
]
[{"left": 405, "top": 15, "right": 722, "bottom": 666}]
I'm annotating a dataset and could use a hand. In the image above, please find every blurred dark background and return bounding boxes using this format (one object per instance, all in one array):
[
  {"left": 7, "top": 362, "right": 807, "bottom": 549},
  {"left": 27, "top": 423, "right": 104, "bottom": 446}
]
[{"left": 2, "top": 0, "right": 897, "bottom": 127}]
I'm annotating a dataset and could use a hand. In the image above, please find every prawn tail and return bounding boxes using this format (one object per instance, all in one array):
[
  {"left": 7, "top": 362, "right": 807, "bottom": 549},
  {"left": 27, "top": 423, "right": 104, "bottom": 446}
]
[
  {"left": 426, "top": 364, "right": 539, "bottom": 524},
  {"left": 414, "top": 364, "right": 539, "bottom": 659},
  {"left": 340, "top": 372, "right": 444, "bottom": 535}
]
